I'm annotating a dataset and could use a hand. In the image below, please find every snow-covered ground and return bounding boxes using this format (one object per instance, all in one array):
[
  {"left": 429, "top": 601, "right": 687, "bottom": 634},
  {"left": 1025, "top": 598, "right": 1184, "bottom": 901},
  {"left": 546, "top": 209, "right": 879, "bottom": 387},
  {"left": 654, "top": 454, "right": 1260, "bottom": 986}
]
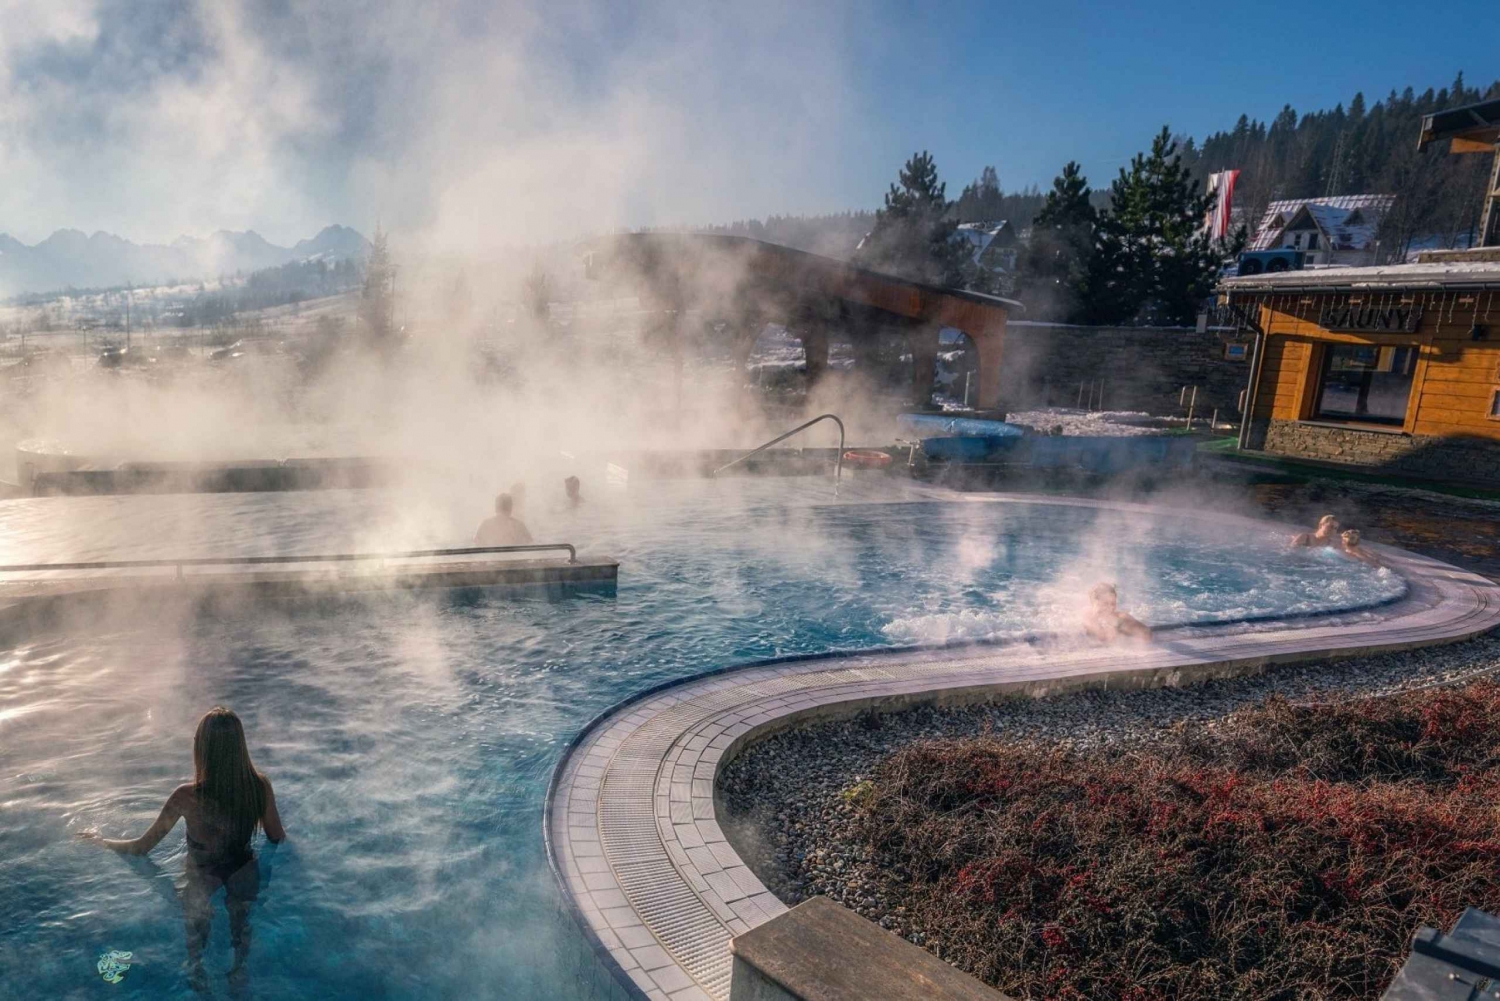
[{"left": 1006, "top": 406, "right": 1200, "bottom": 437}]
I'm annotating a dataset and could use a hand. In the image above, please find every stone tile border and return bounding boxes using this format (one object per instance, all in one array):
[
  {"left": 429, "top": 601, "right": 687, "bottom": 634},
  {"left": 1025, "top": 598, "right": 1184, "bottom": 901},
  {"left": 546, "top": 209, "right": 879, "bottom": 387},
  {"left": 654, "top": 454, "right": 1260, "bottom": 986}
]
[{"left": 545, "top": 496, "right": 1500, "bottom": 1001}]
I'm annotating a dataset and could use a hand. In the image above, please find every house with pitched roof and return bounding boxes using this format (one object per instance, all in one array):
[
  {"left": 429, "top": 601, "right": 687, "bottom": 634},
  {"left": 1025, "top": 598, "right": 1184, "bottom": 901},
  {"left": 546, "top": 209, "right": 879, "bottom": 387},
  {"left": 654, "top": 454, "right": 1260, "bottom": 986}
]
[
  {"left": 1249, "top": 195, "right": 1395, "bottom": 267},
  {"left": 954, "top": 221, "right": 1018, "bottom": 274}
]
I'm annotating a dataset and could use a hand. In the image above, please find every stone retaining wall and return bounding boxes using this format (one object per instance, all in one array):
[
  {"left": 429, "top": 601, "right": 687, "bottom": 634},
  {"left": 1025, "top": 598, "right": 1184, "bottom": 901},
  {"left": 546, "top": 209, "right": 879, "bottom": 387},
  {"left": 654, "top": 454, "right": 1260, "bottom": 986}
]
[
  {"left": 999, "top": 322, "right": 1250, "bottom": 417},
  {"left": 1254, "top": 418, "right": 1500, "bottom": 485}
]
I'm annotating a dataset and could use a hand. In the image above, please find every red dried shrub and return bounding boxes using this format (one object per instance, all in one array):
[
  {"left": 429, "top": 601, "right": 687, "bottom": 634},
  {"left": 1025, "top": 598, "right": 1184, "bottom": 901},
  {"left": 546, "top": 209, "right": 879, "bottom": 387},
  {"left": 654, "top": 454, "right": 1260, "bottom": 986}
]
[{"left": 853, "top": 682, "right": 1500, "bottom": 1000}]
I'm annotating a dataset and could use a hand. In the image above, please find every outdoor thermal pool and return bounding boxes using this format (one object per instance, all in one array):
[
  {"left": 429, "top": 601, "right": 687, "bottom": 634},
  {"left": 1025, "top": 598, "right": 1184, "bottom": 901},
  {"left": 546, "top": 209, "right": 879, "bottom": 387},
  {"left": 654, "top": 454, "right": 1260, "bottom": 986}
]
[{"left": 0, "top": 479, "right": 1406, "bottom": 999}]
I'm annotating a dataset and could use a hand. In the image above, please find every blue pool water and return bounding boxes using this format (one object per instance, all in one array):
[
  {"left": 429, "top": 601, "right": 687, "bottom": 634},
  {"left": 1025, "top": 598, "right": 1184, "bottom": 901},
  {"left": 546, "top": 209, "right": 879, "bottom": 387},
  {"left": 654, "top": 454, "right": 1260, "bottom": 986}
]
[{"left": 0, "top": 480, "right": 1405, "bottom": 999}]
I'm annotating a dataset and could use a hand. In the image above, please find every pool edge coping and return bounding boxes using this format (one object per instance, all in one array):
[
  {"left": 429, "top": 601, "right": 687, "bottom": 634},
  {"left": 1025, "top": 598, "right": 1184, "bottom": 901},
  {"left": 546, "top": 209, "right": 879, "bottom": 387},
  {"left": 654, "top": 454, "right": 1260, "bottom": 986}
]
[{"left": 544, "top": 497, "right": 1500, "bottom": 1001}]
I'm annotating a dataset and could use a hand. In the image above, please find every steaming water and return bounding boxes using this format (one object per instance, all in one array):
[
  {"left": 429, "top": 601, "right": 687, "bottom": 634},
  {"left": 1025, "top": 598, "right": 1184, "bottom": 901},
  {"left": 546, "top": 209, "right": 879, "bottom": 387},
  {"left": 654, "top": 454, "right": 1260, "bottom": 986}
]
[{"left": 0, "top": 480, "right": 1404, "bottom": 999}]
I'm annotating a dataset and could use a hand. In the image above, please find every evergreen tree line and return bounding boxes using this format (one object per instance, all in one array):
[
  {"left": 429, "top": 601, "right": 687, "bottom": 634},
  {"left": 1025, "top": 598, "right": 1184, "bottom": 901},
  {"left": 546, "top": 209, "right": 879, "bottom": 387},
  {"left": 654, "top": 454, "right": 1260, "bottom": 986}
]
[
  {"left": 702, "top": 71, "right": 1498, "bottom": 326},
  {"left": 175, "top": 256, "right": 362, "bottom": 327},
  {"left": 1185, "top": 72, "right": 1500, "bottom": 258},
  {"left": 951, "top": 166, "right": 1050, "bottom": 227},
  {"left": 856, "top": 131, "right": 1241, "bottom": 327},
  {"left": 856, "top": 72, "right": 1499, "bottom": 325}
]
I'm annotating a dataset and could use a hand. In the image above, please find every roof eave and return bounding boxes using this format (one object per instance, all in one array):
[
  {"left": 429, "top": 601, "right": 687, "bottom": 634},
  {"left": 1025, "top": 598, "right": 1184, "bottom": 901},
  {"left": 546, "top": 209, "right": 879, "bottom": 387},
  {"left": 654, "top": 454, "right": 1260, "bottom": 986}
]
[{"left": 1221, "top": 279, "right": 1500, "bottom": 294}]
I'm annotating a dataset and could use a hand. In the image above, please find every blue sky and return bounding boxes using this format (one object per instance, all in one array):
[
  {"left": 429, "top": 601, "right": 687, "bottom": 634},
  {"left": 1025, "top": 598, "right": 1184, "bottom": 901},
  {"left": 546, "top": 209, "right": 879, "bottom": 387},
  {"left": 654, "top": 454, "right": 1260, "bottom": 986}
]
[
  {"left": 851, "top": 0, "right": 1499, "bottom": 203},
  {"left": 0, "top": 0, "right": 1494, "bottom": 247}
]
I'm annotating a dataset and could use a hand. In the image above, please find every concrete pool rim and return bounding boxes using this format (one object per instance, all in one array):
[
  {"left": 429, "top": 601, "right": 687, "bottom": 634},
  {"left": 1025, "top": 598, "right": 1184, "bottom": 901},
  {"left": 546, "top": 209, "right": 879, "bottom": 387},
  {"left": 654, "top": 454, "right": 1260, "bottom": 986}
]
[{"left": 544, "top": 493, "right": 1500, "bottom": 1001}]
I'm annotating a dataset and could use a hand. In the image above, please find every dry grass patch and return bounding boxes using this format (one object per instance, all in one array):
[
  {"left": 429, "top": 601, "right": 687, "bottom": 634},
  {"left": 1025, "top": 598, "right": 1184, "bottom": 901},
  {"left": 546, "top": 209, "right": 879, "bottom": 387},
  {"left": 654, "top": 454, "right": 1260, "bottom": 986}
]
[{"left": 853, "top": 681, "right": 1500, "bottom": 1000}]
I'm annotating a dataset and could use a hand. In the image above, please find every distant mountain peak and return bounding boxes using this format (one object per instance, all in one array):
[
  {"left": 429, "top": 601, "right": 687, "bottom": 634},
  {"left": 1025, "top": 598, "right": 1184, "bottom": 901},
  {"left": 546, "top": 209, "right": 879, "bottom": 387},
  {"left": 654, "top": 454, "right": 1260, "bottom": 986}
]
[{"left": 0, "top": 224, "right": 370, "bottom": 297}]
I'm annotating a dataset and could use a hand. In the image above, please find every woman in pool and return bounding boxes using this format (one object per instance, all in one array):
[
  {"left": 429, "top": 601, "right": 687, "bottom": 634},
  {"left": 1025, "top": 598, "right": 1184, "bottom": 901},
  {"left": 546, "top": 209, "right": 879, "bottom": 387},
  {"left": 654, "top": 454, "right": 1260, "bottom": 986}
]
[
  {"left": 1338, "top": 528, "right": 1383, "bottom": 567},
  {"left": 1083, "top": 583, "right": 1152, "bottom": 644},
  {"left": 1291, "top": 514, "right": 1341, "bottom": 548},
  {"left": 79, "top": 707, "right": 284, "bottom": 989}
]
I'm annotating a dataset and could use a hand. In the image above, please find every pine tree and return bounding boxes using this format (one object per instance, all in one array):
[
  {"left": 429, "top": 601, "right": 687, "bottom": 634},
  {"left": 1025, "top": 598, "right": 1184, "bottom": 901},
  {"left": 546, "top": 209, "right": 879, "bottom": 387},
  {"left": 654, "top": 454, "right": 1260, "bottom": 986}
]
[
  {"left": 359, "top": 224, "right": 396, "bottom": 344},
  {"left": 1086, "top": 127, "right": 1242, "bottom": 326},
  {"left": 856, "top": 151, "right": 970, "bottom": 287},
  {"left": 1016, "top": 162, "right": 1096, "bottom": 321},
  {"left": 956, "top": 166, "right": 1005, "bottom": 222}
]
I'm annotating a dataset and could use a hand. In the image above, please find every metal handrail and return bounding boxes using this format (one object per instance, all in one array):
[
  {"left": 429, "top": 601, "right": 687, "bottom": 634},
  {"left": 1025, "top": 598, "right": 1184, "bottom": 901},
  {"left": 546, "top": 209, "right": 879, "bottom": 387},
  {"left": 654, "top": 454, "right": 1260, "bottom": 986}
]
[
  {"left": 0, "top": 543, "right": 579, "bottom": 578},
  {"left": 712, "top": 413, "right": 845, "bottom": 493}
]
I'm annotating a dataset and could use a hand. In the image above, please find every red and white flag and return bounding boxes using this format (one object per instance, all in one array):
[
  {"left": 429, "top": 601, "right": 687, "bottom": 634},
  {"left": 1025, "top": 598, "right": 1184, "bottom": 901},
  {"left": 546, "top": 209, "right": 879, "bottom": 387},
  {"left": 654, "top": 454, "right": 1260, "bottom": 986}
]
[{"left": 1204, "top": 169, "right": 1239, "bottom": 239}]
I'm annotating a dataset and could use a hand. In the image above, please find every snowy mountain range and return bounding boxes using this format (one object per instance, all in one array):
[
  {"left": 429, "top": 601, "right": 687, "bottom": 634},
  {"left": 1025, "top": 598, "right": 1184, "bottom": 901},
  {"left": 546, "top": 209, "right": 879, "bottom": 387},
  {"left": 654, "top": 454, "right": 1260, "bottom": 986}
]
[{"left": 0, "top": 225, "right": 370, "bottom": 298}]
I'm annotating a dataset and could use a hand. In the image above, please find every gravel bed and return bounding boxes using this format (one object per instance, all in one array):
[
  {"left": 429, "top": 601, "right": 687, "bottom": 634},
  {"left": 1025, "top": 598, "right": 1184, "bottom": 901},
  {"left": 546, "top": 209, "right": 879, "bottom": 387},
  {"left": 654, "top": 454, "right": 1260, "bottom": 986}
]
[{"left": 716, "top": 630, "right": 1500, "bottom": 935}]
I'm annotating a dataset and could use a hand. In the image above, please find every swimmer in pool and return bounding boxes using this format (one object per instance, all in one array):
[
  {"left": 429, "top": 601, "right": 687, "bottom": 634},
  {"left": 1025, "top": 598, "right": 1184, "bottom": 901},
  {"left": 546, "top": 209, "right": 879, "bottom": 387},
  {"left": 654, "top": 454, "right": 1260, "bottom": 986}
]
[
  {"left": 1083, "top": 583, "right": 1152, "bottom": 643},
  {"left": 78, "top": 707, "right": 284, "bottom": 992},
  {"left": 564, "top": 475, "right": 581, "bottom": 508},
  {"left": 475, "top": 492, "right": 533, "bottom": 547},
  {"left": 1291, "top": 514, "right": 1341, "bottom": 548},
  {"left": 1338, "top": 528, "right": 1382, "bottom": 567}
]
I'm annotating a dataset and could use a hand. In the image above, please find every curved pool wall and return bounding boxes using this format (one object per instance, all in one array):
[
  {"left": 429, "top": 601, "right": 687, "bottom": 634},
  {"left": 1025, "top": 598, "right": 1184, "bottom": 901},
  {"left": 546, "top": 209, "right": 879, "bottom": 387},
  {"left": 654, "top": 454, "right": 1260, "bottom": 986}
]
[
  {"left": 0, "top": 483, "right": 1440, "bottom": 1000},
  {"left": 545, "top": 503, "right": 1500, "bottom": 1001}
]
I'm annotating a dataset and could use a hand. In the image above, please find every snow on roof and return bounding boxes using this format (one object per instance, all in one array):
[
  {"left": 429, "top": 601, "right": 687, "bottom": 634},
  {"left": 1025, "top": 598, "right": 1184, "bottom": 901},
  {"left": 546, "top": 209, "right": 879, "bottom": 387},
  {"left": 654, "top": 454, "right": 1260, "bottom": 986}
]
[
  {"left": 1299, "top": 203, "right": 1381, "bottom": 252},
  {"left": 954, "top": 221, "right": 1012, "bottom": 267},
  {"left": 1221, "top": 259, "right": 1500, "bottom": 292},
  {"left": 1249, "top": 195, "right": 1395, "bottom": 251}
]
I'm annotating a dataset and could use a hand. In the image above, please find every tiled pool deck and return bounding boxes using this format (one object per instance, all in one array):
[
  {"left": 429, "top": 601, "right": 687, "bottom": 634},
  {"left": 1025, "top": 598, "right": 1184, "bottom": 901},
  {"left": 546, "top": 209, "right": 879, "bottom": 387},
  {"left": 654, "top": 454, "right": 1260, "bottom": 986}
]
[{"left": 545, "top": 498, "right": 1500, "bottom": 1001}]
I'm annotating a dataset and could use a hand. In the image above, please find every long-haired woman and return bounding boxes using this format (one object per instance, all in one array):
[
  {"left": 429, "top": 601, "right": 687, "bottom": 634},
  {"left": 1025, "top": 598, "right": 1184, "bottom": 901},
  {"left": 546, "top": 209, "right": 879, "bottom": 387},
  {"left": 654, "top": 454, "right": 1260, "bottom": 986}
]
[{"left": 80, "top": 706, "right": 285, "bottom": 988}]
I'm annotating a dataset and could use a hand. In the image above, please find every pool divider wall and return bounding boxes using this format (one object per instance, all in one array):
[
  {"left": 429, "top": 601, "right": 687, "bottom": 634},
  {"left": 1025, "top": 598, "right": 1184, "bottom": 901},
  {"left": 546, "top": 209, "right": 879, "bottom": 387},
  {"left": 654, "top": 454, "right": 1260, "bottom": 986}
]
[
  {"left": 0, "top": 557, "right": 618, "bottom": 644},
  {"left": 23, "top": 456, "right": 404, "bottom": 495}
]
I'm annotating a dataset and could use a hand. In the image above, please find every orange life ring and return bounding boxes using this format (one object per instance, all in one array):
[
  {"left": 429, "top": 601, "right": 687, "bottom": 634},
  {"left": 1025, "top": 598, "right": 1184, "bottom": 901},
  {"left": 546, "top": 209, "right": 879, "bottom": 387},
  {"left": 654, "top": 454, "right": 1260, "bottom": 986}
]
[{"left": 842, "top": 449, "right": 892, "bottom": 469}]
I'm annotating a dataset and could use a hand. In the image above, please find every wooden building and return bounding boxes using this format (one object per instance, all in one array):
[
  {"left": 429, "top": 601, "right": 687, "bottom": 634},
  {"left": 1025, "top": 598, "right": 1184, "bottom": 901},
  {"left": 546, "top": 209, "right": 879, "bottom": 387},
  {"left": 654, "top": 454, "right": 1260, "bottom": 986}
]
[
  {"left": 1221, "top": 261, "right": 1500, "bottom": 485},
  {"left": 1418, "top": 96, "right": 1500, "bottom": 248},
  {"left": 583, "top": 233, "right": 1017, "bottom": 410}
]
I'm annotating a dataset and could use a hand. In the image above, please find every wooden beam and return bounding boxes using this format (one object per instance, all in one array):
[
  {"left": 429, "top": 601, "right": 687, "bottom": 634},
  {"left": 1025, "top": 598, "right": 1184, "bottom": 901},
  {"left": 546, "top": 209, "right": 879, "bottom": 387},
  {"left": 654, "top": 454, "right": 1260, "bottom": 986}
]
[{"left": 1451, "top": 136, "right": 1500, "bottom": 155}]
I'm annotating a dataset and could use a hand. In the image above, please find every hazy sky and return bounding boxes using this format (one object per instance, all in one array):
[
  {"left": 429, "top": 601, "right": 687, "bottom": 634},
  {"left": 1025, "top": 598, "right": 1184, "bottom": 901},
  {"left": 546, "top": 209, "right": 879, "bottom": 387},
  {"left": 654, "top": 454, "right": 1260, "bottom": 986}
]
[{"left": 1, "top": 0, "right": 1495, "bottom": 247}]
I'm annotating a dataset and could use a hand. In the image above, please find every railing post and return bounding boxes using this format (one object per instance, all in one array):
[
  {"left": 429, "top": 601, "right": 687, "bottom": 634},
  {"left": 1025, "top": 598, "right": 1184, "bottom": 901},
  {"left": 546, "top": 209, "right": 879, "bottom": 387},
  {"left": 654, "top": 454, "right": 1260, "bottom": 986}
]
[{"left": 712, "top": 413, "right": 844, "bottom": 496}]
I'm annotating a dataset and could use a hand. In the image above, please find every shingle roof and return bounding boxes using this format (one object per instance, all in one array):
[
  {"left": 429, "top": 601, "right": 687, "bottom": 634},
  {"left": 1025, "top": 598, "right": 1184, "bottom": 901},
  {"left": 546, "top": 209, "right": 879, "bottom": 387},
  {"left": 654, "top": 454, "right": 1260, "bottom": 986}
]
[
  {"left": 1220, "top": 259, "right": 1500, "bottom": 292},
  {"left": 954, "top": 221, "right": 1013, "bottom": 268},
  {"left": 1249, "top": 195, "right": 1395, "bottom": 251}
]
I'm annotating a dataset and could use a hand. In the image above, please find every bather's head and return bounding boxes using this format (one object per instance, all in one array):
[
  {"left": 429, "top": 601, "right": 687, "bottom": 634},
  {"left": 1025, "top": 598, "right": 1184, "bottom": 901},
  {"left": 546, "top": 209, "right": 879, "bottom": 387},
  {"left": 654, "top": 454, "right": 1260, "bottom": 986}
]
[
  {"left": 564, "top": 476, "right": 580, "bottom": 502},
  {"left": 495, "top": 493, "right": 513, "bottom": 516},
  {"left": 1316, "top": 514, "right": 1341, "bottom": 537},
  {"left": 193, "top": 707, "right": 265, "bottom": 838},
  {"left": 1341, "top": 529, "right": 1361, "bottom": 548},
  {"left": 1088, "top": 582, "right": 1118, "bottom": 612}
]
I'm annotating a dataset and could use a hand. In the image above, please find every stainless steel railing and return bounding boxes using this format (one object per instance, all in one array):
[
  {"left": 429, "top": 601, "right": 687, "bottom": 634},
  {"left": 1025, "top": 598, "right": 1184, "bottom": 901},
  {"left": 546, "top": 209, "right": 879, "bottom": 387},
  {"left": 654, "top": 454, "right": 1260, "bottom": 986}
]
[
  {"left": 712, "top": 413, "right": 845, "bottom": 494},
  {"left": 0, "top": 544, "right": 580, "bottom": 579}
]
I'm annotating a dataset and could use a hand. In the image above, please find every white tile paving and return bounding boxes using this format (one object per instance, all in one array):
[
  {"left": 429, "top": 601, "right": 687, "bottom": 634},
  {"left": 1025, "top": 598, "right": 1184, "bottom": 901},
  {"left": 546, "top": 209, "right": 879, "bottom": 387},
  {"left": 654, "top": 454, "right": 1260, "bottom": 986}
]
[{"left": 547, "top": 500, "right": 1500, "bottom": 1001}]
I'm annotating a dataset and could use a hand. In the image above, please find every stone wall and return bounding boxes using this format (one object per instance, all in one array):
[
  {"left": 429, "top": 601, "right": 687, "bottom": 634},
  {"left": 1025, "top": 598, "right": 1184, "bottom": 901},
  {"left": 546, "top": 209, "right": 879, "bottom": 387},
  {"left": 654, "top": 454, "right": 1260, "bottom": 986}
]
[
  {"left": 1254, "top": 418, "right": 1500, "bottom": 485},
  {"left": 999, "top": 322, "right": 1251, "bottom": 417}
]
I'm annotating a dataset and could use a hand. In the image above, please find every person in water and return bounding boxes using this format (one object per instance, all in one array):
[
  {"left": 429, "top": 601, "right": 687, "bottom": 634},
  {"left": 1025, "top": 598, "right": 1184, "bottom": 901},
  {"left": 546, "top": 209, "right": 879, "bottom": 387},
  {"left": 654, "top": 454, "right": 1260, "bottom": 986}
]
[
  {"left": 1339, "top": 528, "right": 1383, "bottom": 567},
  {"left": 475, "top": 492, "right": 533, "bottom": 546},
  {"left": 1292, "top": 514, "right": 1341, "bottom": 548},
  {"left": 1083, "top": 583, "right": 1152, "bottom": 643},
  {"left": 79, "top": 707, "right": 284, "bottom": 990},
  {"left": 564, "top": 475, "right": 582, "bottom": 508}
]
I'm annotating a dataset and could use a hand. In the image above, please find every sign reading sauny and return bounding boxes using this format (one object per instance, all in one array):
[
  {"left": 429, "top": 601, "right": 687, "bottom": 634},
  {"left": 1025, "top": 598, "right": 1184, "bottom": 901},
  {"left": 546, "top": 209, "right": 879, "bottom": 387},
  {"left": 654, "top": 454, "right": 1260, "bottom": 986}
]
[{"left": 1318, "top": 303, "right": 1424, "bottom": 333}]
